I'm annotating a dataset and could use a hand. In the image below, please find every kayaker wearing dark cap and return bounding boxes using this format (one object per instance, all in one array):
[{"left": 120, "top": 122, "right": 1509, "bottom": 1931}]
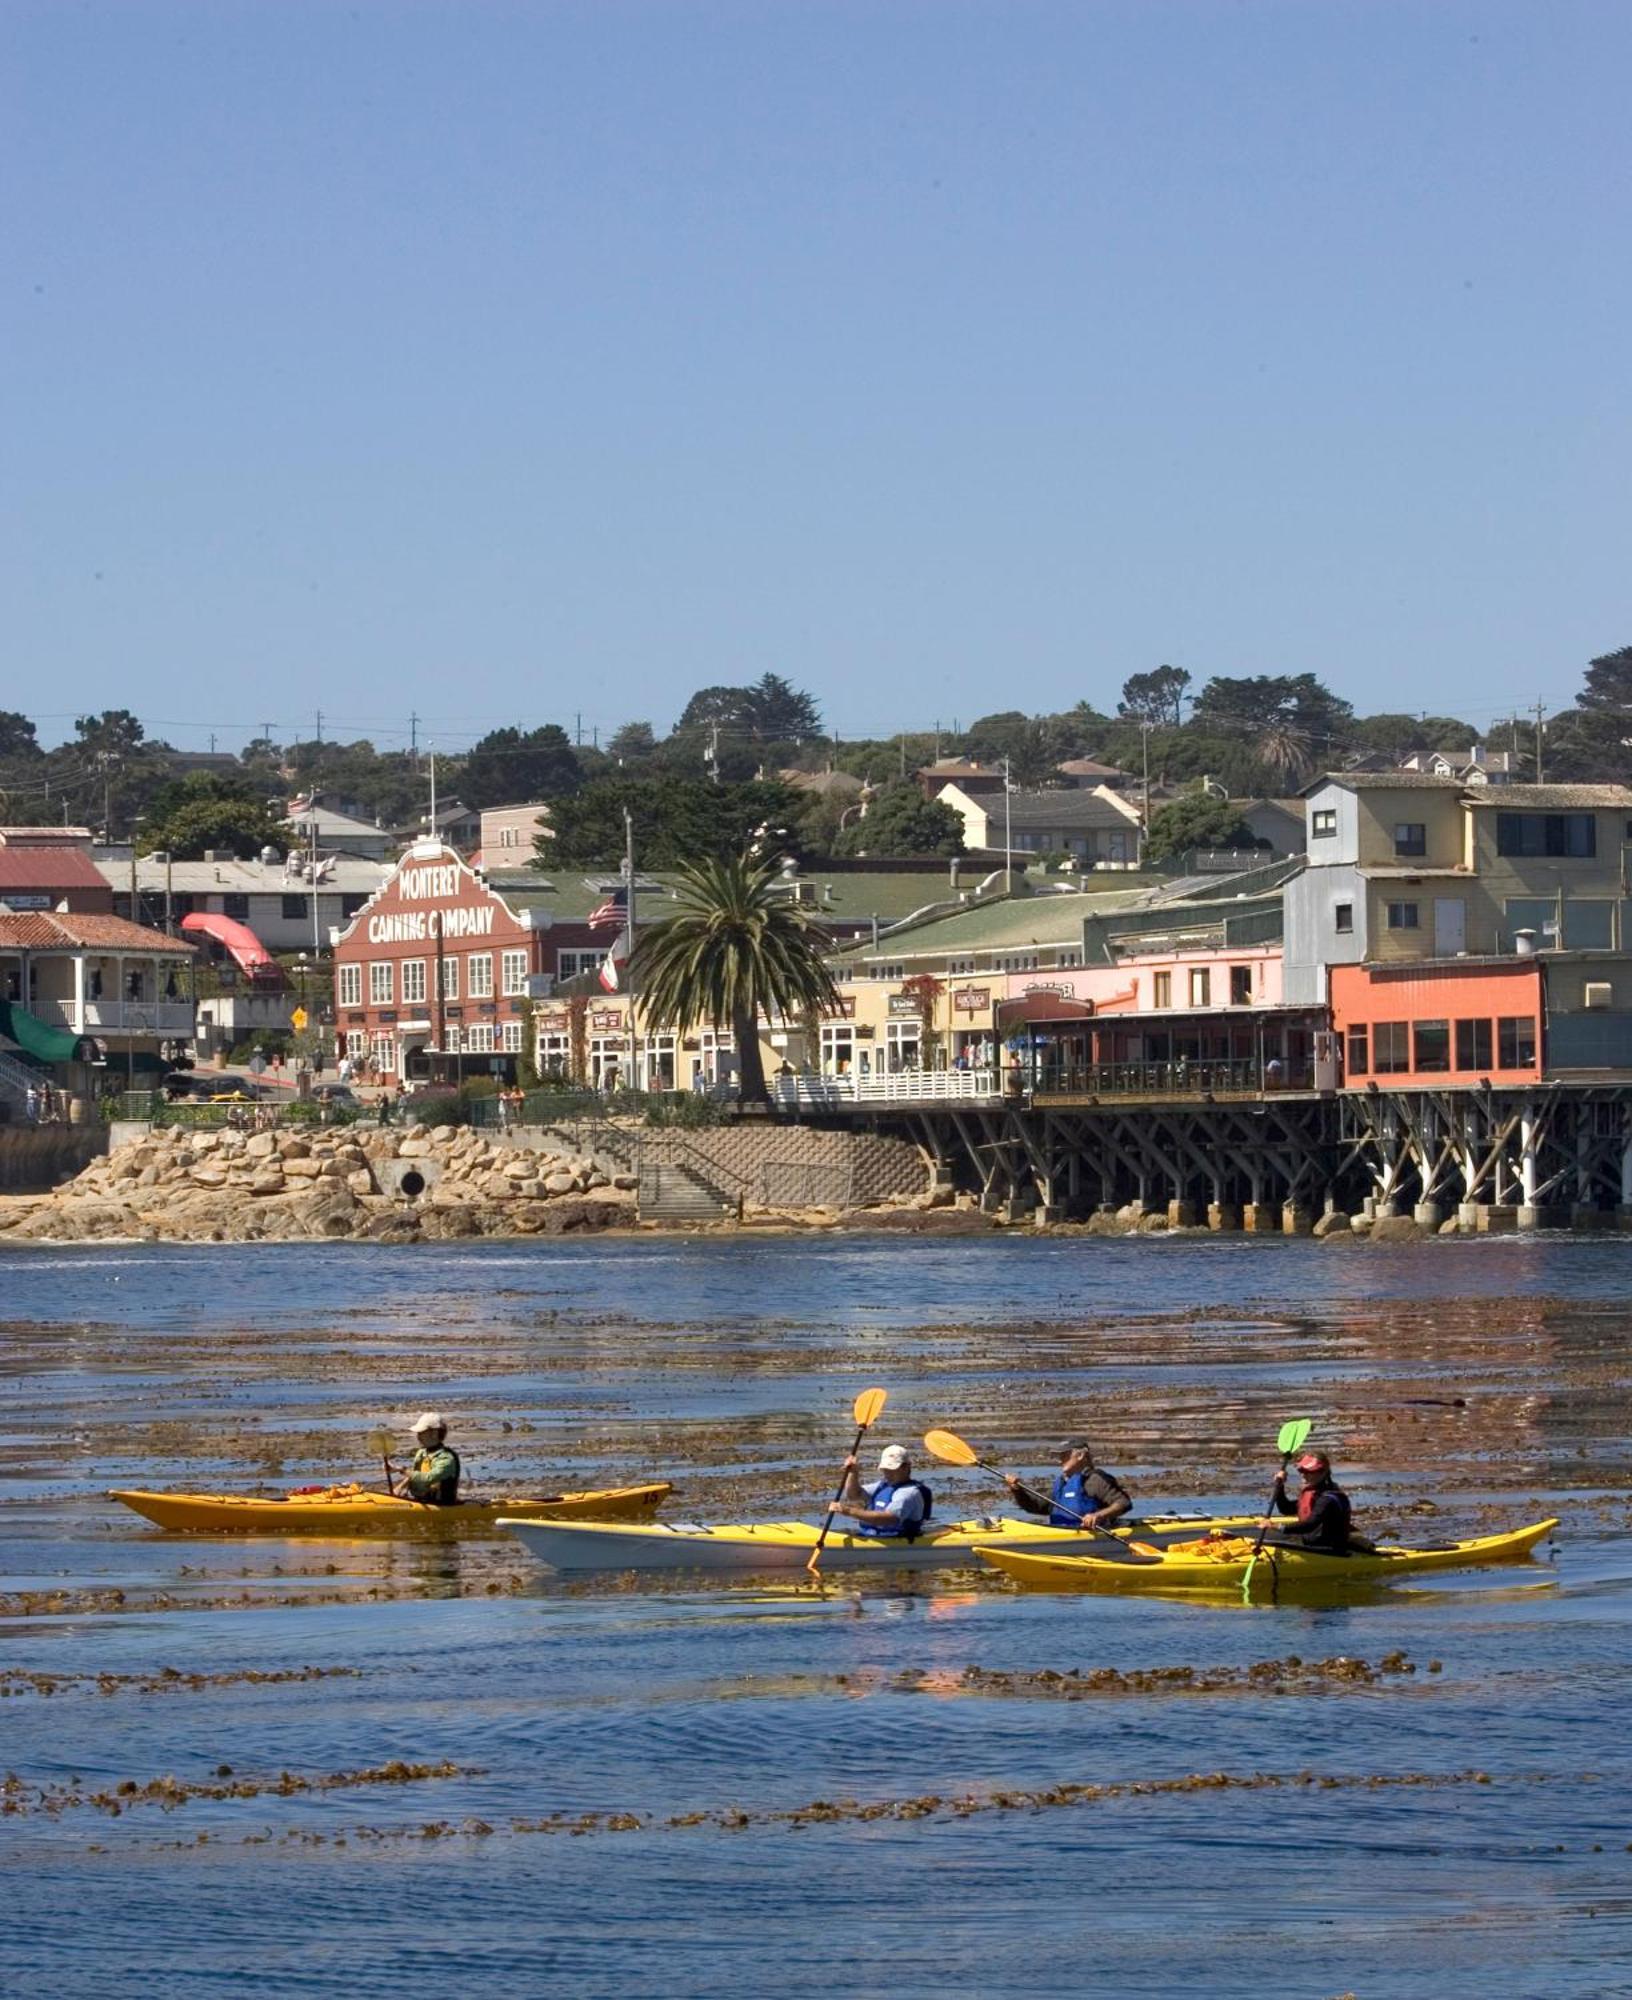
[
  {"left": 828, "top": 1444, "right": 931, "bottom": 1539},
  {"left": 394, "top": 1412, "right": 462, "bottom": 1505},
  {"left": 1004, "top": 1438, "right": 1133, "bottom": 1532},
  {"left": 1263, "top": 1449, "right": 1351, "bottom": 1552}
]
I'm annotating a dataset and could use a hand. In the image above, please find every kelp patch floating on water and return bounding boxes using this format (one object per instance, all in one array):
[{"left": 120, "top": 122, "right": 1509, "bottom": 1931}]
[
  {"left": 890, "top": 1650, "right": 1438, "bottom": 1700},
  {"left": 1, "top": 1759, "right": 475, "bottom": 1818},
  {"left": 130, "top": 1766, "right": 1583, "bottom": 1854},
  {"left": 0, "top": 1664, "right": 363, "bottom": 1699}
]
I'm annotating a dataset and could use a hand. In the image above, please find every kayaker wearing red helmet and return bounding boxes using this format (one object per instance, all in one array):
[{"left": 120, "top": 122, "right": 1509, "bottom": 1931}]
[{"left": 1264, "top": 1449, "right": 1352, "bottom": 1553}]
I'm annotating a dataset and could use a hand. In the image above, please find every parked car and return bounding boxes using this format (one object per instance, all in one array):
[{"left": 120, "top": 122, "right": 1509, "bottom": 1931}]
[{"left": 311, "top": 1084, "right": 359, "bottom": 1107}]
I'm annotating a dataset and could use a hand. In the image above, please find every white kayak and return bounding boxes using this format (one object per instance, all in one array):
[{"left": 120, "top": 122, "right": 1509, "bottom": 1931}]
[{"left": 497, "top": 1512, "right": 1259, "bottom": 1574}]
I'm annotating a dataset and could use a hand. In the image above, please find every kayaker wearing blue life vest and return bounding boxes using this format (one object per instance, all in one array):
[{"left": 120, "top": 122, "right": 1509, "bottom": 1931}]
[
  {"left": 1004, "top": 1437, "right": 1133, "bottom": 1531},
  {"left": 1264, "top": 1449, "right": 1351, "bottom": 1552},
  {"left": 394, "top": 1412, "right": 462, "bottom": 1505},
  {"left": 828, "top": 1444, "right": 931, "bottom": 1539}
]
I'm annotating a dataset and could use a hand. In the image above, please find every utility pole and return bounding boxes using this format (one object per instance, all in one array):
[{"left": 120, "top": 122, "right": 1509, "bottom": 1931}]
[
  {"left": 409, "top": 712, "right": 419, "bottom": 762},
  {"left": 575, "top": 712, "right": 582, "bottom": 747},
  {"left": 1002, "top": 755, "right": 1013, "bottom": 878},
  {"left": 1534, "top": 701, "right": 1546, "bottom": 785},
  {"left": 1140, "top": 720, "right": 1154, "bottom": 839},
  {"left": 315, "top": 709, "right": 323, "bottom": 746},
  {"left": 707, "top": 724, "right": 720, "bottom": 783}
]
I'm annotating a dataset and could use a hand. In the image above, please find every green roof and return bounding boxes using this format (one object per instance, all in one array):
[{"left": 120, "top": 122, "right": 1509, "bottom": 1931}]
[
  {"left": 835, "top": 886, "right": 1153, "bottom": 963},
  {"left": 478, "top": 865, "right": 994, "bottom": 930}
]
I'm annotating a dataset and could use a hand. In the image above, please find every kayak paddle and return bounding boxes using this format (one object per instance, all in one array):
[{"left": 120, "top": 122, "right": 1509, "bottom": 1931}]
[
  {"left": 367, "top": 1427, "right": 396, "bottom": 1499},
  {"left": 1241, "top": 1417, "right": 1313, "bottom": 1602},
  {"left": 922, "top": 1428, "right": 1159, "bottom": 1555},
  {"left": 807, "top": 1387, "right": 889, "bottom": 1576}
]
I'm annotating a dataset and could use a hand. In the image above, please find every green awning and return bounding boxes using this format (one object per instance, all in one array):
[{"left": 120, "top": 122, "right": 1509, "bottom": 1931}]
[{"left": 0, "top": 997, "right": 86, "bottom": 1064}]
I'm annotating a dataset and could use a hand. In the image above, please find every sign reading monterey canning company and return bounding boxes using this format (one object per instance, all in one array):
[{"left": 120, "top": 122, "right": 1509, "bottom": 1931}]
[{"left": 365, "top": 861, "right": 499, "bottom": 943}]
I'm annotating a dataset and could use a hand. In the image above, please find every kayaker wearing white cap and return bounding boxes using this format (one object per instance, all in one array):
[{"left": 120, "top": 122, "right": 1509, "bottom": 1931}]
[
  {"left": 827, "top": 1444, "right": 932, "bottom": 1540},
  {"left": 394, "top": 1412, "right": 462, "bottom": 1505},
  {"left": 1004, "top": 1437, "right": 1132, "bottom": 1531}
]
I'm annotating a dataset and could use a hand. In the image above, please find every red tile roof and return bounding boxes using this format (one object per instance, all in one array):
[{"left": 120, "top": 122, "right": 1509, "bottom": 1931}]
[{"left": 0, "top": 913, "right": 195, "bottom": 951}]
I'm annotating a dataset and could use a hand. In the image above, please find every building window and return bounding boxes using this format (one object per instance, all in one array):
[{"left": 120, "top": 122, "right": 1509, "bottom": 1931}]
[
  {"left": 870, "top": 962, "right": 904, "bottom": 981},
  {"left": 468, "top": 953, "right": 494, "bottom": 999},
  {"left": 282, "top": 894, "right": 306, "bottom": 920},
  {"left": 443, "top": 1025, "right": 461, "bottom": 1053},
  {"left": 369, "top": 962, "right": 393, "bottom": 1005},
  {"left": 1456, "top": 1018, "right": 1492, "bottom": 1070},
  {"left": 1229, "top": 965, "right": 1252, "bottom": 1005},
  {"left": 337, "top": 963, "right": 362, "bottom": 1008},
  {"left": 341, "top": 893, "right": 368, "bottom": 920},
  {"left": 1311, "top": 809, "right": 1337, "bottom": 838},
  {"left": 223, "top": 894, "right": 249, "bottom": 920},
  {"left": 1386, "top": 902, "right": 1419, "bottom": 930},
  {"left": 467, "top": 1023, "right": 495, "bottom": 1054},
  {"left": 1056, "top": 949, "right": 1082, "bottom": 968},
  {"left": 1374, "top": 1022, "right": 1410, "bottom": 1073},
  {"left": 557, "top": 949, "right": 602, "bottom": 980},
  {"left": 1153, "top": 971, "right": 1172, "bottom": 1009},
  {"left": 1496, "top": 812, "right": 1596, "bottom": 858},
  {"left": 1188, "top": 967, "right": 1211, "bottom": 1007},
  {"left": 371, "top": 1031, "right": 395, "bottom": 1073},
  {"left": 501, "top": 950, "right": 528, "bottom": 996},
  {"left": 947, "top": 958, "right": 977, "bottom": 976},
  {"left": 401, "top": 960, "right": 427, "bottom": 1005},
  {"left": 1413, "top": 1019, "right": 1450, "bottom": 1072},
  {"left": 1393, "top": 822, "right": 1427, "bottom": 858},
  {"left": 501, "top": 1019, "right": 524, "bottom": 1052},
  {"left": 345, "top": 1028, "right": 368, "bottom": 1059},
  {"left": 439, "top": 956, "right": 459, "bottom": 1000},
  {"left": 1346, "top": 1025, "right": 1369, "bottom": 1076},
  {"left": 1334, "top": 902, "right": 1354, "bottom": 935},
  {"left": 1498, "top": 1015, "right": 1538, "bottom": 1068}
]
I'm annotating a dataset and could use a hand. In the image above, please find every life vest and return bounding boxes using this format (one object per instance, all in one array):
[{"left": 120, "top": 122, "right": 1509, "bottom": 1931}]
[
  {"left": 853, "top": 1475, "right": 934, "bottom": 1539},
  {"left": 1051, "top": 1469, "right": 1120, "bottom": 1530},
  {"left": 1296, "top": 1479, "right": 1351, "bottom": 1548},
  {"left": 409, "top": 1446, "right": 461, "bottom": 1505}
]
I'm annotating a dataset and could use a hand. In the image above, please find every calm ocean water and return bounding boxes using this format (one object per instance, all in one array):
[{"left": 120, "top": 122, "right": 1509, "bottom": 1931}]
[{"left": 3, "top": 1235, "right": 1629, "bottom": 1999}]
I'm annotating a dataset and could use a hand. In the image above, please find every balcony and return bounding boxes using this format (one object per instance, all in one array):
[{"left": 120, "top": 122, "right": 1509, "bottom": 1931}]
[
  {"left": 33, "top": 999, "right": 197, "bottom": 1039},
  {"left": 770, "top": 1069, "right": 1004, "bottom": 1109},
  {"left": 1032, "top": 1057, "right": 1313, "bottom": 1101}
]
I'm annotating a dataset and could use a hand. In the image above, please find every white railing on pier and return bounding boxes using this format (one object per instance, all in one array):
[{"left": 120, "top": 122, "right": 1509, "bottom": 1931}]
[
  {"left": 32, "top": 1000, "right": 196, "bottom": 1037},
  {"left": 771, "top": 1069, "right": 1003, "bottom": 1110}
]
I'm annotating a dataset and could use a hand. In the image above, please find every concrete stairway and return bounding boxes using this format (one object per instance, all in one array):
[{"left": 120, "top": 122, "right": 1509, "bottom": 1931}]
[{"left": 637, "top": 1157, "right": 742, "bottom": 1223}]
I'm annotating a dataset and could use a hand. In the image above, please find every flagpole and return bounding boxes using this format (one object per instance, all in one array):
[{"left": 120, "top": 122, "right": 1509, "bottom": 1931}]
[{"left": 623, "top": 807, "right": 638, "bottom": 1091}]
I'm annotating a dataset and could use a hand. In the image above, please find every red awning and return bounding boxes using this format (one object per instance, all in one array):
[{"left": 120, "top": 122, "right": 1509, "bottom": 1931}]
[
  {"left": 180, "top": 911, "right": 280, "bottom": 979},
  {"left": 996, "top": 993, "right": 1096, "bottom": 1026}
]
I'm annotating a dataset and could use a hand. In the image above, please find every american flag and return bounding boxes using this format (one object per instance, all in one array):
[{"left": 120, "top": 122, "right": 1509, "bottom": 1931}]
[{"left": 588, "top": 886, "right": 628, "bottom": 930}]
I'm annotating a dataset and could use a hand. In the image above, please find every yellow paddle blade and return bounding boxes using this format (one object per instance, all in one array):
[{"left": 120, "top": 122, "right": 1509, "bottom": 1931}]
[
  {"left": 923, "top": 1428, "right": 981, "bottom": 1467},
  {"left": 366, "top": 1429, "right": 393, "bottom": 1456},
  {"left": 852, "top": 1387, "right": 888, "bottom": 1428}
]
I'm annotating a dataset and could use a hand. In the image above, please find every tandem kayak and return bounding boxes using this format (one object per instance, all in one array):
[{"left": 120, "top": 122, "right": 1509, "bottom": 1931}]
[
  {"left": 978, "top": 1519, "right": 1560, "bottom": 1597},
  {"left": 110, "top": 1481, "right": 673, "bottom": 1535},
  {"left": 497, "top": 1512, "right": 1264, "bottom": 1574}
]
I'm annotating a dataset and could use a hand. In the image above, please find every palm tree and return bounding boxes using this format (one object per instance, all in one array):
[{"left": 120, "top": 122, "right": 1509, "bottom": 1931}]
[
  {"left": 632, "top": 855, "right": 841, "bottom": 1103},
  {"left": 1258, "top": 719, "right": 1315, "bottom": 789}
]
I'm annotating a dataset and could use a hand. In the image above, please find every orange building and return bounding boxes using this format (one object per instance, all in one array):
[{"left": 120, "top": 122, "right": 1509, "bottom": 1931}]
[{"left": 1330, "top": 960, "right": 1543, "bottom": 1088}]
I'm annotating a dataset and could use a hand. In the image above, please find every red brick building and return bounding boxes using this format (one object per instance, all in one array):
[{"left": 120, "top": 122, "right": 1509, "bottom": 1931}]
[{"left": 330, "top": 844, "right": 552, "bottom": 1082}]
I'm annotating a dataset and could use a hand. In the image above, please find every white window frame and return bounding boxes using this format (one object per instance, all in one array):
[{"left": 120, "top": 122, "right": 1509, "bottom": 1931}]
[
  {"left": 466, "top": 1022, "right": 495, "bottom": 1054},
  {"left": 401, "top": 959, "right": 427, "bottom": 1005},
  {"left": 439, "top": 956, "right": 459, "bottom": 1000},
  {"left": 337, "top": 963, "right": 362, "bottom": 1008},
  {"left": 1188, "top": 967, "right": 1212, "bottom": 1006},
  {"left": 501, "top": 949, "right": 528, "bottom": 996},
  {"left": 467, "top": 952, "right": 494, "bottom": 999},
  {"left": 369, "top": 962, "right": 393, "bottom": 1005},
  {"left": 557, "top": 948, "right": 602, "bottom": 980},
  {"left": 501, "top": 1018, "right": 524, "bottom": 1052},
  {"left": 345, "top": 1028, "right": 368, "bottom": 1058},
  {"left": 371, "top": 1031, "right": 395, "bottom": 1072}
]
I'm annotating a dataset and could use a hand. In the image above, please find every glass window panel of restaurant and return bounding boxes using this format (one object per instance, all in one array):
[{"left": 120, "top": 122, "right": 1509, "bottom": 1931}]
[
  {"left": 1498, "top": 1015, "right": 1538, "bottom": 1068},
  {"left": 345, "top": 1029, "right": 368, "bottom": 1058},
  {"left": 468, "top": 953, "right": 494, "bottom": 998},
  {"left": 1412, "top": 1019, "right": 1450, "bottom": 1072},
  {"left": 1229, "top": 965, "right": 1252, "bottom": 1004},
  {"left": 1153, "top": 970, "right": 1172, "bottom": 1008},
  {"left": 371, "top": 1032, "right": 395, "bottom": 1072},
  {"left": 1346, "top": 1024, "right": 1369, "bottom": 1076},
  {"left": 1373, "top": 1022, "right": 1410, "bottom": 1073},
  {"left": 538, "top": 1031, "right": 570, "bottom": 1077},
  {"left": 1456, "top": 1018, "right": 1493, "bottom": 1070},
  {"left": 1188, "top": 967, "right": 1211, "bottom": 1006}
]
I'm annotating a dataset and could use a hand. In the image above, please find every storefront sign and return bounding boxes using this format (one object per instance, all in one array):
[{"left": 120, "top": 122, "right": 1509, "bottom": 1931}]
[
  {"left": 366, "top": 902, "right": 497, "bottom": 944},
  {"left": 589, "top": 1008, "right": 623, "bottom": 1033},
  {"left": 888, "top": 994, "right": 922, "bottom": 1017},
  {"left": 952, "top": 986, "right": 991, "bottom": 1013}
]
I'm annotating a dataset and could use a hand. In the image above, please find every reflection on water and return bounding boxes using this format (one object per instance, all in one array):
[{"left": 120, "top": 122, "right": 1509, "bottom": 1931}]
[{"left": 4, "top": 1235, "right": 1632, "bottom": 1997}]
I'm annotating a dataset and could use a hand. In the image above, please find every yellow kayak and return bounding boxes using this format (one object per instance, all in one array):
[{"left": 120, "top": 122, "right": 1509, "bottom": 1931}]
[
  {"left": 110, "top": 1481, "right": 672, "bottom": 1535},
  {"left": 500, "top": 1512, "right": 1266, "bottom": 1574},
  {"left": 979, "top": 1519, "right": 1559, "bottom": 1597}
]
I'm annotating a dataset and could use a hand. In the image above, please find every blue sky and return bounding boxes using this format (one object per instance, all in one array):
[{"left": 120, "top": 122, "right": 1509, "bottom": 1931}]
[{"left": 4, "top": 1, "right": 1628, "bottom": 754}]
